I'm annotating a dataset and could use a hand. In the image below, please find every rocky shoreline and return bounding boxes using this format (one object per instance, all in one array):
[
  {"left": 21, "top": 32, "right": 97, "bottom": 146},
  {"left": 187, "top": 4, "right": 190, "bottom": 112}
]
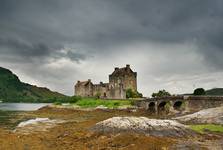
[
  {"left": 175, "top": 106, "right": 223, "bottom": 125},
  {"left": 0, "top": 106, "right": 222, "bottom": 149}
]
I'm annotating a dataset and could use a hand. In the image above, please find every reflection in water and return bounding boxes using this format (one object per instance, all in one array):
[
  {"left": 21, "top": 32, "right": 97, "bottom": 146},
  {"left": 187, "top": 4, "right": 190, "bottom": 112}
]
[
  {"left": 0, "top": 103, "right": 50, "bottom": 129},
  {"left": 0, "top": 110, "right": 20, "bottom": 129},
  {"left": 0, "top": 103, "right": 50, "bottom": 111}
]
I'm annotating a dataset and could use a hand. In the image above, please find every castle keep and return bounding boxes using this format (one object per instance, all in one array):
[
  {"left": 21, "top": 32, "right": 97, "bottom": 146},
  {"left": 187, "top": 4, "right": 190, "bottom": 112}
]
[{"left": 75, "top": 65, "right": 137, "bottom": 99}]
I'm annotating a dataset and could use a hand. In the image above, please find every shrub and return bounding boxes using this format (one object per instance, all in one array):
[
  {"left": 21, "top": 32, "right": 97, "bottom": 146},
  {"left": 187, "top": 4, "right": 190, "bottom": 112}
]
[
  {"left": 152, "top": 90, "right": 171, "bottom": 98},
  {"left": 69, "top": 96, "right": 82, "bottom": 103},
  {"left": 193, "top": 88, "right": 206, "bottom": 95},
  {"left": 113, "top": 102, "right": 120, "bottom": 107},
  {"left": 126, "top": 89, "right": 143, "bottom": 98},
  {"left": 54, "top": 101, "right": 62, "bottom": 105}
]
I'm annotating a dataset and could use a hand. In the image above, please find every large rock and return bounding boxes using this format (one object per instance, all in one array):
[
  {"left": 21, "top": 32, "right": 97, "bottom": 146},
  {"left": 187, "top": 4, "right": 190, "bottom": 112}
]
[
  {"left": 92, "top": 117, "right": 193, "bottom": 137},
  {"left": 14, "top": 118, "right": 65, "bottom": 134},
  {"left": 174, "top": 106, "right": 223, "bottom": 125}
]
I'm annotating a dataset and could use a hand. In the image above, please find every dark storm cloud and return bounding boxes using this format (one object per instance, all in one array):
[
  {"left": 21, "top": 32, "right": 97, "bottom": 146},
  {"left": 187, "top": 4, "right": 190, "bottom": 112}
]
[
  {"left": 0, "top": 37, "right": 87, "bottom": 63},
  {"left": 0, "top": 37, "right": 52, "bottom": 57},
  {"left": 1, "top": 0, "right": 223, "bottom": 55},
  {"left": 66, "top": 51, "right": 87, "bottom": 62},
  {"left": 0, "top": 0, "right": 223, "bottom": 95}
]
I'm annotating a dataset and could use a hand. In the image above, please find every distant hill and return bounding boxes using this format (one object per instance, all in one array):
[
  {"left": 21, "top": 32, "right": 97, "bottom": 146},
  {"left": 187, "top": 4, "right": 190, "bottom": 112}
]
[
  {"left": 206, "top": 88, "right": 223, "bottom": 96},
  {"left": 0, "top": 67, "right": 66, "bottom": 102},
  {"left": 184, "top": 88, "right": 223, "bottom": 96}
]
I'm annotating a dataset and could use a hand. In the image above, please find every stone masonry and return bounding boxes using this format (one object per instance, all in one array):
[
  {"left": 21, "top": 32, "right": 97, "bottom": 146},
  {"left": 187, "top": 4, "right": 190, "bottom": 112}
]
[{"left": 74, "top": 64, "right": 137, "bottom": 99}]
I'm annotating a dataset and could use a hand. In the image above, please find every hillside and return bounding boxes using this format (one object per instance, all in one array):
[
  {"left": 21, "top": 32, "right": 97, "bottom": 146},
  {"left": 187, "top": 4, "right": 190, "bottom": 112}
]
[
  {"left": 0, "top": 67, "right": 66, "bottom": 102},
  {"left": 206, "top": 88, "right": 223, "bottom": 96}
]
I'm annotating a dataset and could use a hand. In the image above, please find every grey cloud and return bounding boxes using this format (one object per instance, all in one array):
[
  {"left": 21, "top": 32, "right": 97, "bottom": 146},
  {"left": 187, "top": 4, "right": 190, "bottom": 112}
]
[
  {"left": 1, "top": 0, "right": 223, "bottom": 51},
  {"left": 0, "top": 0, "right": 223, "bottom": 95},
  {"left": 51, "top": 50, "right": 87, "bottom": 63},
  {"left": 0, "top": 38, "right": 52, "bottom": 57},
  {"left": 66, "top": 51, "right": 87, "bottom": 62}
]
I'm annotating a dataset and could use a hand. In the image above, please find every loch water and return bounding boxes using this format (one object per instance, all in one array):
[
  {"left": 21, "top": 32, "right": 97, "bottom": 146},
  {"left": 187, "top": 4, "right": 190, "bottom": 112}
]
[
  {"left": 0, "top": 103, "right": 50, "bottom": 129},
  {"left": 0, "top": 103, "right": 50, "bottom": 111}
]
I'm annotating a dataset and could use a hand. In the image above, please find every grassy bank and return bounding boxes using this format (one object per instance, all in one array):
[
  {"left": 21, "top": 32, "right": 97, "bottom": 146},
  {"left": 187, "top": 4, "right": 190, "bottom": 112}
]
[
  {"left": 54, "top": 97, "right": 133, "bottom": 108},
  {"left": 76, "top": 98, "right": 132, "bottom": 108},
  {"left": 189, "top": 124, "right": 223, "bottom": 133}
]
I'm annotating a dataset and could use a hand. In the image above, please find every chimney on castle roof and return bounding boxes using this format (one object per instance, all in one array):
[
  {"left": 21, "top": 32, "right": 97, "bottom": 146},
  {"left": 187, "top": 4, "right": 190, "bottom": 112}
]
[
  {"left": 115, "top": 67, "right": 119, "bottom": 71},
  {"left": 126, "top": 64, "right": 130, "bottom": 68}
]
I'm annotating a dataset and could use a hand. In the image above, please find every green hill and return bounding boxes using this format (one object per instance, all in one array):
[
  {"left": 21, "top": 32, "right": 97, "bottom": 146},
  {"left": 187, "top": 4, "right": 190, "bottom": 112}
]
[
  {"left": 0, "top": 67, "right": 66, "bottom": 103},
  {"left": 206, "top": 88, "right": 223, "bottom": 96}
]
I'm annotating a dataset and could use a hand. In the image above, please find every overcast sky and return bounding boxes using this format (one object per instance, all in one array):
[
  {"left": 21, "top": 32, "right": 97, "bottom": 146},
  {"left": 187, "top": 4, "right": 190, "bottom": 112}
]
[{"left": 0, "top": 0, "right": 223, "bottom": 96}]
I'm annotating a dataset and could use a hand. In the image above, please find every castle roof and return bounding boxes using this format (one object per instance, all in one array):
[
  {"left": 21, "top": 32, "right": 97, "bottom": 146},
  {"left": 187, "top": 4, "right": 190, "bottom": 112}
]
[
  {"left": 110, "top": 65, "right": 136, "bottom": 76},
  {"left": 76, "top": 80, "right": 92, "bottom": 86}
]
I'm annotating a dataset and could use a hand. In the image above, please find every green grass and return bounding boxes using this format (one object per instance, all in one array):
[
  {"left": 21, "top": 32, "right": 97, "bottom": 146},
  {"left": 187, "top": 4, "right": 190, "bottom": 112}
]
[
  {"left": 189, "top": 124, "right": 223, "bottom": 133},
  {"left": 73, "top": 98, "right": 132, "bottom": 108},
  {"left": 54, "top": 101, "right": 62, "bottom": 105}
]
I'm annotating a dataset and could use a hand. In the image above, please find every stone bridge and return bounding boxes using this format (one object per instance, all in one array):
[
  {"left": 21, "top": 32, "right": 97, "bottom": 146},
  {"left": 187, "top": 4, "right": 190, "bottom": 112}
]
[{"left": 137, "top": 96, "right": 223, "bottom": 114}]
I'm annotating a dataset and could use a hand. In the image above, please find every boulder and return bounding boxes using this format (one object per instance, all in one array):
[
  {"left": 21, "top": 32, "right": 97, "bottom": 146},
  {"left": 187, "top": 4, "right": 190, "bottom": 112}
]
[
  {"left": 92, "top": 117, "right": 193, "bottom": 137},
  {"left": 14, "top": 118, "right": 65, "bottom": 134},
  {"left": 174, "top": 106, "right": 223, "bottom": 125}
]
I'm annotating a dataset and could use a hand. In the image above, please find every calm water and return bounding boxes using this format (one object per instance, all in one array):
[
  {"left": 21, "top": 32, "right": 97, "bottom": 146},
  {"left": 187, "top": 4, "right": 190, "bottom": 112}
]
[
  {"left": 0, "top": 103, "right": 50, "bottom": 111},
  {"left": 0, "top": 103, "right": 50, "bottom": 129}
]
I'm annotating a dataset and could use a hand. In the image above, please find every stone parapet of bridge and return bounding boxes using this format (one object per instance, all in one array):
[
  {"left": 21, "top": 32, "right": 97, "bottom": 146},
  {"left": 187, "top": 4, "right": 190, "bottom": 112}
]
[
  {"left": 137, "top": 96, "right": 223, "bottom": 114},
  {"left": 145, "top": 95, "right": 223, "bottom": 101}
]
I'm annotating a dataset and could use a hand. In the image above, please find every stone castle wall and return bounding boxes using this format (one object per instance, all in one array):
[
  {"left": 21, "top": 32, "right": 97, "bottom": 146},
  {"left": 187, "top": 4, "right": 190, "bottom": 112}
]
[
  {"left": 109, "top": 73, "right": 137, "bottom": 92},
  {"left": 75, "top": 80, "right": 93, "bottom": 97},
  {"left": 92, "top": 83, "right": 109, "bottom": 98},
  {"left": 75, "top": 65, "right": 137, "bottom": 99}
]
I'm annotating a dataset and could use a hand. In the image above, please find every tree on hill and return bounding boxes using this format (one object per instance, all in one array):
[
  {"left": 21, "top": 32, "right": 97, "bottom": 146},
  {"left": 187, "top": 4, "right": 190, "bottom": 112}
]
[
  {"left": 151, "top": 90, "right": 171, "bottom": 98},
  {"left": 193, "top": 88, "right": 206, "bottom": 95}
]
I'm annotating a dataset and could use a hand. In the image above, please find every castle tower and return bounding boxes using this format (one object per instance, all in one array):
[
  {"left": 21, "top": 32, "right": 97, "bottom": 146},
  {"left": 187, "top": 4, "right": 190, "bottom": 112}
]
[{"left": 108, "top": 64, "right": 137, "bottom": 99}]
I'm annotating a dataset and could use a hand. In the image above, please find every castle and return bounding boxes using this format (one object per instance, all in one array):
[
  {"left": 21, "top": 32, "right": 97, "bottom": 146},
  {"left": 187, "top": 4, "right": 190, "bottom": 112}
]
[{"left": 75, "top": 64, "right": 137, "bottom": 99}]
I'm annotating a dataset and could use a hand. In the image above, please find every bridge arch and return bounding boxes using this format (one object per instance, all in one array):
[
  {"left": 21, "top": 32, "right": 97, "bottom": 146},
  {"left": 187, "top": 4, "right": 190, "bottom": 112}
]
[
  {"left": 158, "top": 101, "right": 168, "bottom": 112},
  {"left": 173, "top": 101, "right": 183, "bottom": 110},
  {"left": 148, "top": 102, "right": 156, "bottom": 113}
]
